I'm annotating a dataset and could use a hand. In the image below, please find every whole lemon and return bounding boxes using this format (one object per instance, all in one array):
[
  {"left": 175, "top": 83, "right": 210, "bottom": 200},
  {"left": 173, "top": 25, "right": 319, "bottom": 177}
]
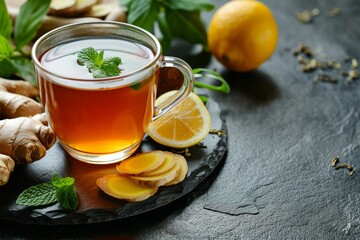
[{"left": 208, "top": 0, "right": 278, "bottom": 72}]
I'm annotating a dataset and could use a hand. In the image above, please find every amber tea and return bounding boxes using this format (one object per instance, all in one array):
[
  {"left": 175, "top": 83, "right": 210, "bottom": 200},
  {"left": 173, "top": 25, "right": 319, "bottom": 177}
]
[{"left": 40, "top": 37, "right": 156, "bottom": 154}]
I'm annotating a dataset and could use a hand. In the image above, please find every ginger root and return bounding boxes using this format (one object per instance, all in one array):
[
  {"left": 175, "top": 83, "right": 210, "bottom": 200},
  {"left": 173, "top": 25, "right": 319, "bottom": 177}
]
[
  {"left": 0, "top": 78, "right": 56, "bottom": 186},
  {"left": 0, "top": 154, "right": 15, "bottom": 186},
  {"left": 0, "top": 114, "right": 56, "bottom": 163},
  {"left": 0, "top": 78, "right": 42, "bottom": 119},
  {"left": 0, "top": 114, "right": 56, "bottom": 186}
]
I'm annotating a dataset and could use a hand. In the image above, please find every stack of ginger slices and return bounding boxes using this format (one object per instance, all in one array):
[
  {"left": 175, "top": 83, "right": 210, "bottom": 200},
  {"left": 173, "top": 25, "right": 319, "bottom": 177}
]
[{"left": 97, "top": 151, "right": 188, "bottom": 202}]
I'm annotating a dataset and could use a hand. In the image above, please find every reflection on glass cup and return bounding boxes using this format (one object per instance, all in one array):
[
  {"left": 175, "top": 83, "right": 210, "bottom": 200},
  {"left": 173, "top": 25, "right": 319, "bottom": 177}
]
[{"left": 32, "top": 21, "right": 194, "bottom": 164}]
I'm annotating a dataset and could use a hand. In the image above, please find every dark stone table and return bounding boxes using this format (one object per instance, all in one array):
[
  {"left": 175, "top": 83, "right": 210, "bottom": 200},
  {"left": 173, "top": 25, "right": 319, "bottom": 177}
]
[{"left": 1, "top": 0, "right": 360, "bottom": 239}]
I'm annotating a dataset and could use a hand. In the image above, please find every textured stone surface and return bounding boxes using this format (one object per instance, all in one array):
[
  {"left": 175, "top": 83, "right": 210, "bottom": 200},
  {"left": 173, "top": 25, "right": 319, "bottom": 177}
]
[{"left": 1, "top": 0, "right": 360, "bottom": 239}]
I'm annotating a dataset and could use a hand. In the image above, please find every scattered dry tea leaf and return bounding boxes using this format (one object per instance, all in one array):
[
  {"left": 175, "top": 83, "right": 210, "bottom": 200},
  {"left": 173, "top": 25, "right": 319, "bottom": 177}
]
[
  {"left": 351, "top": 59, "right": 359, "bottom": 69},
  {"left": 196, "top": 142, "right": 207, "bottom": 148},
  {"left": 328, "top": 7, "right": 341, "bottom": 17},
  {"left": 209, "top": 129, "right": 226, "bottom": 136},
  {"left": 315, "top": 74, "right": 337, "bottom": 84},
  {"left": 296, "top": 8, "right": 320, "bottom": 24},
  {"left": 301, "top": 59, "right": 319, "bottom": 72},
  {"left": 172, "top": 148, "right": 191, "bottom": 157},
  {"left": 293, "top": 44, "right": 314, "bottom": 57},
  {"left": 326, "top": 60, "right": 342, "bottom": 70},
  {"left": 331, "top": 157, "right": 354, "bottom": 176},
  {"left": 290, "top": 44, "right": 359, "bottom": 84},
  {"left": 331, "top": 157, "right": 339, "bottom": 167},
  {"left": 347, "top": 70, "right": 359, "bottom": 82},
  {"left": 335, "top": 164, "right": 354, "bottom": 175}
]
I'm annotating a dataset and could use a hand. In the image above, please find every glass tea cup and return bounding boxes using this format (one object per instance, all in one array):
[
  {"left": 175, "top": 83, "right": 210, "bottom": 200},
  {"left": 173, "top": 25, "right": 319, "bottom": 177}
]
[{"left": 32, "top": 21, "right": 194, "bottom": 164}]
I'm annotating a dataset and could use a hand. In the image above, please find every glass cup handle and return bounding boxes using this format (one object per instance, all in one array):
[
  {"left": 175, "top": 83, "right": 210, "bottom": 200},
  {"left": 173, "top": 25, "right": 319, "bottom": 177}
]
[{"left": 152, "top": 56, "right": 194, "bottom": 121}]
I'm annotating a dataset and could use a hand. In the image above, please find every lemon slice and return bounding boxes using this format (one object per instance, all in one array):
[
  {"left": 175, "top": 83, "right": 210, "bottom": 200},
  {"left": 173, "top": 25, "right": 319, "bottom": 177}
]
[{"left": 148, "top": 91, "right": 211, "bottom": 148}]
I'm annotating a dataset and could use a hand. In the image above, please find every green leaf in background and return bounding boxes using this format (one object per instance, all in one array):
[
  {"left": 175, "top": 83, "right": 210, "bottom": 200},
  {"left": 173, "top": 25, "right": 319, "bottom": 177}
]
[
  {"left": 0, "top": 59, "right": 15, "bottom": 78},
  {"left": 119, "top": 0, "right": 131, "bottom": 9},
  {"left": 126, "top": 0, "right": 159, "bottom": 32},
  {"left": 0, "top": 35, "right": 14, "bottom": 61},
  {"left": 0, "top": 35, "right": 16, "bottom": 78},
  {"left": 165, "top": 9, "right": 208, "bottom": 47},
  {"left": 0, "top": 0, "right": 12, "bottom": 39},
  {"left": 161, "top": 0, "right": 214, "bottom": 11},
  {"left": 14, "top": 0, "right": 51, "bottom": 50},
  {"left": 16, "top": 182, "right": 57, "bottom": 207},
  {"left": 10, "top": 57, "right": 37, "bottom": 86},
  {"left": 56, "top": 185, "right": 78, "bottom": 211},
  {"left": 119, "top": 0, "right": 213, "bottom": 53},
  {"left": 157, "top": 12, "right": 172, "bottom": 54}
]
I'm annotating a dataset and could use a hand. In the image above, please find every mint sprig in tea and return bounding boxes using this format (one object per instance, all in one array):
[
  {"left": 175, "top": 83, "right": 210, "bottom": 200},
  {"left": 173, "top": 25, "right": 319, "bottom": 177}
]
[{"left": 77, "top": 47, "right": 122, "bottom": 78}]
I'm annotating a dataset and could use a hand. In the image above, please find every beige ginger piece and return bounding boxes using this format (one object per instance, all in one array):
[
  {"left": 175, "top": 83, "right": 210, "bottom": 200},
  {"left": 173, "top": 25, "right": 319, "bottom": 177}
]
[
  {"left": 0, "top": 154, "right": 15, "bottom": 186},
  {"left": 0, "top": 114, "right": 56, "bottom": 186},
  {"left": 0, "top": 78, "right": 42, "bottom": 119}
]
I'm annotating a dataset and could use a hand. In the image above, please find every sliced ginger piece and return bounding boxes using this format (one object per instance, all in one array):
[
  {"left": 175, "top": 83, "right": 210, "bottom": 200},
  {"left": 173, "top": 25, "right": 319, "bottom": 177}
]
[
  {"left": 50, "top": 0, "right": 76, "bottom": 10},
  {"left": 141, "top": 152, "right": 177, "bottom": 177},
  {"left": 97, "top": 151, "right": 188, "bottom": 202},
  {"left": 96, "top": 174, "right": 158, "bottom": 202},
  {"left": 85, "top": 3, "right": 113, "bottom": 18},
  {"left": 165, "top": 153, "right": 188, "bottom": 186},
  {"left": 75, "top": 0, "right": 97, "bottom": 14},
  {"left": 116, "top": 151, "right": 165, "bottom": 175},
  {"left": 130, "top": 159, "right": 180, "bottom": 187},
  {"left": 49, "top": 0, "right": 76, "bottom": 16}
]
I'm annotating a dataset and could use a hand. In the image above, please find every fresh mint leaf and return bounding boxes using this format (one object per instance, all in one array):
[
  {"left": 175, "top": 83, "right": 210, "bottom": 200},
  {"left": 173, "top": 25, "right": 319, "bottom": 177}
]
[
  {"left": 77, "top": 47, "right": 99, "bottom": 69},
  {"left": 16, "top": 182, "right": 57, "bottom": 206},
  {"left": 94, "top": 57, "right": 121, "bottom": 78},
  {"left": 51, "top": 175, "right": 75, "bottom": 188},
  {"left": 162, "top": 0, "right": 214, "bottom": 11},
  {"left": 14, "top": 0, "right": 51, "bottom": 50},
  {"left": 10, "top": 57, "right": 37, "bottom": 86},
  {"left": 0, "top": 35, "right": 13, "bottom": 61},
  {"left": 56, "top": 185, "right": 78, "bottom": 211},
  {"left": 16, "top": 175, "right": 78, "bottom": 211},
  {"left": 77, "top": 47, "right": 122, "bottom": 78},
  {"left": 0, "top": 0, "right": 12, "bottom": 39}
]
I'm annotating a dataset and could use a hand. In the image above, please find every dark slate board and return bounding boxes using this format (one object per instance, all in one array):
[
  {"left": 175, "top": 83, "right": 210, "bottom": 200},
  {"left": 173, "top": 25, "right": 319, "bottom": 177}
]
[{"left": 0, "top": 99, "right": 227, "bottom": 225}]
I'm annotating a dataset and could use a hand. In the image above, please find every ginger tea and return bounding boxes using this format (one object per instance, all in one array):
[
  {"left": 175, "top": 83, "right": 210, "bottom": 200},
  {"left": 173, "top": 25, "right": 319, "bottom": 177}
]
[{"left": 39, "top": 38, "right": 157, "bottom": 156}]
